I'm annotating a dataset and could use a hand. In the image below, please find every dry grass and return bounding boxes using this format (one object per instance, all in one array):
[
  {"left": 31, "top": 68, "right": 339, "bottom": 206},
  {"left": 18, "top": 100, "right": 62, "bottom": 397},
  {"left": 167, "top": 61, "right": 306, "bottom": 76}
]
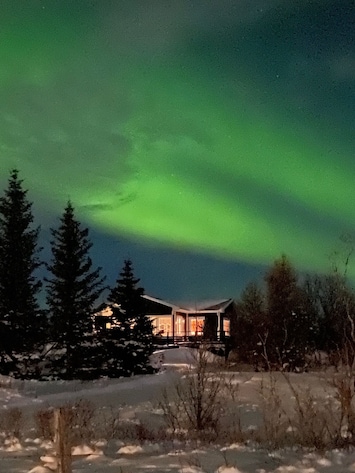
[
  {"left": 35, "top": 406, "right": 54, "bottom": 440},
  {"left": 34, "top": 398, "right": 96, "bottom": 444},
  {"left": 159, "top": 349, "right": 355, "bottom": 450},
  {"left": 0, "top": 407, "right": 24, "bottom": 441},
  {"left": 4, "top": 352, "right": 355, "bottom": 452},
  {"left": 159, "top": 347, "right": 234, "bottom": 440},
  {"left": 250, "top": 368, "right": 355, "bottom": 450}
]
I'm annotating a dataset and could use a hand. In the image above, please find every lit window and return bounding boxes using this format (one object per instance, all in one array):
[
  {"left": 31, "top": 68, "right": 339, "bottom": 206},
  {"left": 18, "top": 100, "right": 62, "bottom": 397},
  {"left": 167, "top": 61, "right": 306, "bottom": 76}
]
[{"left": 190, "top": 318, "right": 204, "bottom": 335}]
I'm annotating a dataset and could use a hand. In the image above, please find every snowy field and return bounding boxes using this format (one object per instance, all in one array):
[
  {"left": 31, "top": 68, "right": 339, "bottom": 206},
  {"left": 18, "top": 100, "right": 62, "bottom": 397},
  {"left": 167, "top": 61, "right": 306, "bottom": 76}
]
[{"left": 1, "top": 348, "right": 355, "bottom": 473}]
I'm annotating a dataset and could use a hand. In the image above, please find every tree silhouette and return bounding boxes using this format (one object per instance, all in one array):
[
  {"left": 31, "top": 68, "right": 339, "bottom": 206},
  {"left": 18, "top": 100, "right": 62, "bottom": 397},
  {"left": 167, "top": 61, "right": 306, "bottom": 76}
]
[
  {"left": 106, "top": 259, "right": 154, "bottom": 375},
  {"left": 265, "top": 254, "right": 312, "bottom": 369},
  {"left": 0, "top": 169, "right": 44, "bottom": 375},
  {"left": 46, "top": 202, "right": 105, "bottom": 378}
]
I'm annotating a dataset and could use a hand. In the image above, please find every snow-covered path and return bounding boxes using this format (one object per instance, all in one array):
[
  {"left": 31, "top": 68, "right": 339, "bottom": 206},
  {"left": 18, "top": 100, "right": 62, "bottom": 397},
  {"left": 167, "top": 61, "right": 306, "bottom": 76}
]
[{"left": 0, "top": 369, "right": 181, "bottom": 410}]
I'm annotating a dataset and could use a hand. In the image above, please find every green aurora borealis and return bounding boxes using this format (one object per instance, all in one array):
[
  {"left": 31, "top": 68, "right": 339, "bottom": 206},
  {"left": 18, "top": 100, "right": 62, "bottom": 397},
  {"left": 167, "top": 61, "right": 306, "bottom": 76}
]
[{"left": 1, "top": 1, "right": 355, "bottom": 296}]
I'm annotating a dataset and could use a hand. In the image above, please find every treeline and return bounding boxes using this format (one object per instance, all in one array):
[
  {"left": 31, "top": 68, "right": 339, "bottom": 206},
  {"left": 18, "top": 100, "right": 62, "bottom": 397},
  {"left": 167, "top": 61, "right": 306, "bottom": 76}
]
[
  {"left": 231, "top": 253, "right": 355, "bottom": 370},
  {"left": 1, "top": 170, "right": 352, "bottom": 378},
  {"left": 0, "top": 170, "right": 154, "bottom": 379}
]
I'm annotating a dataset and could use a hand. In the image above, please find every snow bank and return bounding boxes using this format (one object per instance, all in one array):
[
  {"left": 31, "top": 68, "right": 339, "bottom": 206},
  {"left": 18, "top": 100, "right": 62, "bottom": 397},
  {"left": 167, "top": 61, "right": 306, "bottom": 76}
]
[
  {"left": 117, "top": 445, "right": 144, "bottom": 454},
  {"left": 215, "top": 467, "right": 244, "bottom": 473}
]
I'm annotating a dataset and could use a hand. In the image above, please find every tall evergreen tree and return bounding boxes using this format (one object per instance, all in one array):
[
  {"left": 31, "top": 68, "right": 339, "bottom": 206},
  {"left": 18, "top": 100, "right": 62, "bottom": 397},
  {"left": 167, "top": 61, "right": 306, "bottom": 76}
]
[
  {"left": 0, "top": 169, "right": 44, "bottom": 374},
  {"left": 106, "top": 260, "right": 154, "bottom": 375},
  {"left": 265, "top": 254, "right": 313, "bottom": 369},
  {"left": 45, "top": 202, "right": 105, "bottom": 378},
  {"left": 231, "top": 282, "right": 268, "bottom": 368},
  {"left": 108, "top": 260, "right": 144, "bottom": 315}
]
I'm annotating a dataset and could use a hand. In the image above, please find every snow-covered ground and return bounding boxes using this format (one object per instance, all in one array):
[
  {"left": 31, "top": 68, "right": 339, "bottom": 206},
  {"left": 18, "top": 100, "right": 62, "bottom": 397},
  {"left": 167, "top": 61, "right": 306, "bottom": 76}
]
[{"left": 1, "top": 347, "right": 355, "bottom": 473}]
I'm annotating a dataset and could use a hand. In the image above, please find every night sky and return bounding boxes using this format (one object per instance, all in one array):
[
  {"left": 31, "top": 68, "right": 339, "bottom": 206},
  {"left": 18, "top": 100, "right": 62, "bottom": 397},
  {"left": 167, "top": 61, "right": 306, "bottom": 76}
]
[{"left": 1, "top": 1, "right": 355, "bottom": 302}]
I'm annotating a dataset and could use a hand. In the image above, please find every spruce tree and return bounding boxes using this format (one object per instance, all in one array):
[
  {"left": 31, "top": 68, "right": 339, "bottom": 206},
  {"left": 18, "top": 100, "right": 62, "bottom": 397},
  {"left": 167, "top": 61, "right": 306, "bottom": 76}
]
[
  {"left": 265, "top": 254, "right": 311, "bottom": 369},
  {"left": 108, "top": 260, "right": 144, "bottom": 316},
  {"left": 0, "top": 169, "right": 44, "bottom": 375},
  {"left": 45, "top": 202, "right": 105, "bottom": 379},
  {"left": 232, "top": 282, "right": 268, "bottom": 368},
  {"left": 106, "top": 260, "right": 154, "bottom": 375}
]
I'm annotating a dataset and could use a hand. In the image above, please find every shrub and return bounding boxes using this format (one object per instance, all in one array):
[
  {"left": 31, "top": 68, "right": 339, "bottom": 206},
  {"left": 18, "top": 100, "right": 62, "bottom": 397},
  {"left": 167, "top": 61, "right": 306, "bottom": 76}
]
[
  {"left": 33, "top": 398, "right": 96, "bottom": 444},
  {"left": 0, "top": 407, "right": 24, "bottom": 440},
  {"left": 35, "top": 406, "right": 55, "bottom": 440},
  {"left": 160, "top": 348, "right": 235, "bottom": 439}
]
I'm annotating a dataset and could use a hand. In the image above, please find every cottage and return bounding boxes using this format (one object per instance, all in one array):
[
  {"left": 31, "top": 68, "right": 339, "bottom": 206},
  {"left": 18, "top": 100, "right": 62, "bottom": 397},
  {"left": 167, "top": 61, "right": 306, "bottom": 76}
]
[
  {"left": 93, "top": 295, "right": 234, "bottom": 343},
  {"left": 143, "top": 295, "right": 233, "bottom": 342}
]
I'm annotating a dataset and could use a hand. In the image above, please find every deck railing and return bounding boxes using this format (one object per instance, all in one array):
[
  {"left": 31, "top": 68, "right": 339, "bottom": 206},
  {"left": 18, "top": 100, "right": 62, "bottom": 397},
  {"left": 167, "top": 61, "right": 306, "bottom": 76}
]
[{"left": 153, "top": 330, "right": 230, "bottom": 345}]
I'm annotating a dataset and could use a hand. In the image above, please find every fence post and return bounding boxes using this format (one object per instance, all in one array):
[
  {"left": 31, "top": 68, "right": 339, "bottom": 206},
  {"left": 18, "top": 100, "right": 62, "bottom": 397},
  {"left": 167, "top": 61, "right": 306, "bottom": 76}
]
[{"left": 54, "top": 408, "right": 72, "bottom": 473}]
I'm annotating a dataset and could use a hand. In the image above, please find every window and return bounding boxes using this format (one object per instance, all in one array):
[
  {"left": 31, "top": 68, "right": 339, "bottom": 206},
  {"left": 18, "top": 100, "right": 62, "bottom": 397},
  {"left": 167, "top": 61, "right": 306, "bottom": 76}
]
[
  {"left": 175, "top": 315, "right": 185, "bottom": 335},
  {"left": 151, "top": 316, "right": 172, "bottom": 335},
  {"left": 190, "top": 317, "right": 204, "bottom": 335},
  {"left": 223, "top": 319, "right": 230, "bottom": 335}
]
